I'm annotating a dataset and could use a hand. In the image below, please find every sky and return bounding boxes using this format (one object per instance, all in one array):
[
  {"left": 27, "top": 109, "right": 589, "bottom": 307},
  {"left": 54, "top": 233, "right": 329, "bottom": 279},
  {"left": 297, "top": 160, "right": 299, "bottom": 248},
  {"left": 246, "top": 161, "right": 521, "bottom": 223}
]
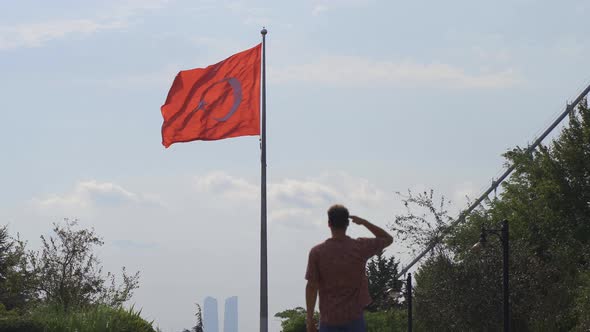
[{"left": 1, "top": 0, "right": 589, "bottom": 331}]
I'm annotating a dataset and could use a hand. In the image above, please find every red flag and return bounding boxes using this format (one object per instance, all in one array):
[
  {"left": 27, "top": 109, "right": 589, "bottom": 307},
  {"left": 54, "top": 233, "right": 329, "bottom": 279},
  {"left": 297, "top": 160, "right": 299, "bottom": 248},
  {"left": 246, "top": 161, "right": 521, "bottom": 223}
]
[{"left": 161, "top": 44, "right": 261, "bottom": 147}]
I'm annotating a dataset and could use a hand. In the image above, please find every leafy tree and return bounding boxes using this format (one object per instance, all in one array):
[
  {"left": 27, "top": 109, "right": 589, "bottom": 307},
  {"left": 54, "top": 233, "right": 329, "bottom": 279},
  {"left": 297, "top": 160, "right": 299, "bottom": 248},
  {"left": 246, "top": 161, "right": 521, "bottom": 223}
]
[
  {"left": 366, "top": 252, "right": 403, "bottom": 312},
  {"left": 0, "top": 226, "right": 36, "bottom": 311},
  {"left": 395, "top": 99, "right": 590, "bottom": 330},
  {"left": 274, "top": 307, "right": 309, "bottom": 332},
  {"left": 365, "top": 310, "right": 407, "bottom": 331},
  {"left": 0, "top": 226, "right": 12, "bottom": 282},
  {"left": 0, "top": 225, "right": 15, "bottom": 306},
  {"left": 181, "top": 303, "right": 204, "bottom": 332},
  {"left": 27, "top": 219, "right": 140, "bottom": 311},
  {"left": 390, "top": 189, "right": 455, "bottom": 257},
  {"left": 194, "top": 303, "right": 203, "bottom": 332}
]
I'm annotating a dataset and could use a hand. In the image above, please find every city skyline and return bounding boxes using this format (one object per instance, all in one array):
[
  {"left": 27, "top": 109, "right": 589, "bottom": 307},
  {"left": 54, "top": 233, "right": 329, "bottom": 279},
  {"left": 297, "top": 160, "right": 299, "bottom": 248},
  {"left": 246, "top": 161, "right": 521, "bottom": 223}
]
[
  {"left": 203, "top": 297, "right": 219, "bottom": 332},
  {"left": 203, "top": 296, "right": 238, "bottom": 332}
]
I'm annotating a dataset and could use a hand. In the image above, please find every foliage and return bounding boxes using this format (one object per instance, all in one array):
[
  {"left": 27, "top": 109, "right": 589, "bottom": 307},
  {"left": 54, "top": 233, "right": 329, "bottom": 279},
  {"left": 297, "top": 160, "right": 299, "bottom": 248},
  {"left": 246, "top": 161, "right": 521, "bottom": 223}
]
[
  {"left": 0, "top": 314, "right": 45, "bottom": 332},
  {"left": 365, "top": 309, "right": 407, "bottom": 332},
  {"left": 366, "top": 252, "right": 403, "bottom": 312},
  {"left": 274, "top": 307, "right": 408, "bottom": 332},
  {"left": 0, "top": 304, "right": 155, "bottom": 332},
  {"left": 181, "top": 303, "right": 204, "bottom": 332},
  {"left": 390, "top": 190, "right": 455, "bottom": 255},
  {"left": 30, "top": 304, "right": 155, "bottom": 332},
  {"left": 27, "top": 219, "right": 140, "bottom": 311},
  {"left": 194, "top": 303, "right": 203, "bottom": 332},
  {"left": 274, "top": 307, "right": 309, "bottom": 332},
  {"left": 0, "top": 220, "right": 154, "bottom": 331},
  {"left": 395, "top": 99, "right": 590, "bottom": 330},
  {"left": 0, "top": 227, "right": 36, "bottom": 311},
  {"left": 0, "top": 226, "right": 12, "bottom": 283}
]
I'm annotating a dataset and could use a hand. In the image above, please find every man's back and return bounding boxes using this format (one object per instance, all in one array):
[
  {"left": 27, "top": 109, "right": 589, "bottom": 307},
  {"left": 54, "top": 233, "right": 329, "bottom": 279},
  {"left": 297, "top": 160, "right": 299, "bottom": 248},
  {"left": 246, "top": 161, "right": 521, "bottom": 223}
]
[
  {"left": 306, "top": 236, "right": 388, "bottom": 325},
  {"left": 305, "top": 206, "right": 393, "bottom": 332}
]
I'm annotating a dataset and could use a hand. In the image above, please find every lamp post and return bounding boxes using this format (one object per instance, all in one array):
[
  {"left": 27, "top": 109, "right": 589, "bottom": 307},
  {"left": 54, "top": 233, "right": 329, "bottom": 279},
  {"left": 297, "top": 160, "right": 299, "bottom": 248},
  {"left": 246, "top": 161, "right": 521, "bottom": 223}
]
[
  {"left": 386, "top": 273, "right": 412, "bottom": 332},
  {"left": 472, "top": 219, "right": 510, "bottom": 332}
]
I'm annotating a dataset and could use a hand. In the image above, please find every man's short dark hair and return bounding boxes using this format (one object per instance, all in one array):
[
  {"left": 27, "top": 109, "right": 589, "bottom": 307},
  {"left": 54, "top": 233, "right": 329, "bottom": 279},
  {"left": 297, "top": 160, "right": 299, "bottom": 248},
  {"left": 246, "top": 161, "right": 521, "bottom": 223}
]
[{"left": 328, "top": 204, "right": 349, "bottom": 229}]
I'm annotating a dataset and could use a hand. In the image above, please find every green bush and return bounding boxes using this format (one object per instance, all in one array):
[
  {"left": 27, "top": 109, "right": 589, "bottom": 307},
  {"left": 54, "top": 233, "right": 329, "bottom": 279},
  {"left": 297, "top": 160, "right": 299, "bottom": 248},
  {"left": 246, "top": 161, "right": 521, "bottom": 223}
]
[
  {"left": 274, "top": 307, "right": 408, "bottom": 332},
  {"left": 365, "top": 309, "right": 407, "bottom": 332},
  {"left": 0, "top": 304, "right": 156, "bottom": 332},
  {"left": 274, "top": 307, "right": 309, "bottom": 332},
  {"left": 0, "top": 316, "right": 45, "bottom": 332}
]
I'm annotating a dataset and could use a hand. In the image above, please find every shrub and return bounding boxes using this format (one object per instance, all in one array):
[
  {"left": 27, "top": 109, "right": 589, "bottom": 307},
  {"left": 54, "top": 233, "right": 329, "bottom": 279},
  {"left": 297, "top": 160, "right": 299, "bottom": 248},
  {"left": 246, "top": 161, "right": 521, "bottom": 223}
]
[
  {"left": 0, "top": 304, "right": 156, "bottom": 332},
  {"left": 0, "top": 316, "right": 44, "bottom": 332}
]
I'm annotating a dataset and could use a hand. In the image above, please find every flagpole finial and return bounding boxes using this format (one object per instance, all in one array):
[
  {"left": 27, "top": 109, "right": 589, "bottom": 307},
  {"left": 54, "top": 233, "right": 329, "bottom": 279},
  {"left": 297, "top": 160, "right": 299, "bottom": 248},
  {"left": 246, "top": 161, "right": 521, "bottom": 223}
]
[{"left": 261, "top": 27, "right": 267, "bottom": 35}]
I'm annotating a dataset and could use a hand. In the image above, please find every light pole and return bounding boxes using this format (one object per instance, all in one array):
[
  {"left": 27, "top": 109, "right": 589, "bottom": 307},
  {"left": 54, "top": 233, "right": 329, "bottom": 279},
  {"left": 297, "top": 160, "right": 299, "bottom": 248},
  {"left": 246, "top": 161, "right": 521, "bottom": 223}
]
[
  {"left": 407, "top": 273, "right": 412, "bottom": 332},
  {"left": 472, "top": 219, "right": 510, "bottom": 332}
]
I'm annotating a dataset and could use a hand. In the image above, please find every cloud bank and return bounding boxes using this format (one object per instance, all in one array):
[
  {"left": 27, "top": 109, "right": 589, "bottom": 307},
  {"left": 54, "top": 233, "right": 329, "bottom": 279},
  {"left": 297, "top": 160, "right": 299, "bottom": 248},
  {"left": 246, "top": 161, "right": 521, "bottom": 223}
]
[
  {"left": 270, "top": 56, "right": 522, "bottom": 88},
  {"left": 194, "top": 171, "right": 390, "bottom": 229},
  {"left": 33, "top": 180, "right": 161, "bottom": 213},
  {"left": 0, "top": 0, "right": 171, "bottom": 50}
]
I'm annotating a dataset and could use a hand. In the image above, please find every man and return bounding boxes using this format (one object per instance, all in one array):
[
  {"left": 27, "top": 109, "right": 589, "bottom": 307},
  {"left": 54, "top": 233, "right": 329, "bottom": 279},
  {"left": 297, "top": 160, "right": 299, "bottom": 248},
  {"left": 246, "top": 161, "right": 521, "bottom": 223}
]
[{"left": 305, "top": 204, "right": 393, "bottom": 332}]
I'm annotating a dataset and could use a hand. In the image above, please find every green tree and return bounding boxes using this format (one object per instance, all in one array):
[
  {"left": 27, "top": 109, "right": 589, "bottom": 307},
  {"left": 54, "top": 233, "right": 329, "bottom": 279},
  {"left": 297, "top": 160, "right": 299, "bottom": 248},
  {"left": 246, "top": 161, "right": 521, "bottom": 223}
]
[
  {"left": 366, "top": 252, "right": 403, "bottom": 312},
  {"left": 181, "top": 303, "right": 204, "bottom": 332},
  {"left": 274, "top": 307, "right": 308, "bottom": 332},
  {"left": 0, "top": 226, "right": 36, "bottom": 311},
  {"left": 0, "top": 225, "right": 15, "bottom": 307},
  {"left": 395, "top": 99, "right": 590, "bottom": 330},
  {"left": 28, "top": 219, "right": 140, "bottom": 311}
]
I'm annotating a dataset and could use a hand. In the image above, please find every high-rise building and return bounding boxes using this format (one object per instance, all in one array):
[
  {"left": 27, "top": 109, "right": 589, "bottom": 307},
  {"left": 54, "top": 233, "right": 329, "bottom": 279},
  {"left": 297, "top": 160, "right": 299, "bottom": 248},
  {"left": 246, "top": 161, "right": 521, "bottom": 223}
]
[
  {"left": 203, "top": 297, "right": 219, "bottom": 332},
  {"left": 223, "top": 296, "right": 238, "bottom": 332}
]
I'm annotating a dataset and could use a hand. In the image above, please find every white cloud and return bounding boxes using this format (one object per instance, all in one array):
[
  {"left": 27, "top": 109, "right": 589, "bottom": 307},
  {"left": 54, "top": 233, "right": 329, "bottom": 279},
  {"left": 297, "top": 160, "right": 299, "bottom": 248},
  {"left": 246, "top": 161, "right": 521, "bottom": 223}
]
[
  {"left": 33, "top": 180, "right": 161, "bottom": 212},
  {"left": 194, "top": 172, "right": 258, "bottom": 201},
  {"left": 269, "top": 208, "right": 318, "bottom": 229},
  {"left": 311, "top": 5, "right": 329, "bottom": 16},
  {"left": 0, "top": 19, "right": 126, "bottom": 50},
  {"left": 270, "top": 56, "right": 522, "bottom": 89},
  {"left": 192, "top": 171, "right": 390, "bottom": 229},
  {"left": 270, "top": 179, "right": 339, "bottom": 208},
  {"left": 0, "top": 0, "right": 171, "bottom": 50}
]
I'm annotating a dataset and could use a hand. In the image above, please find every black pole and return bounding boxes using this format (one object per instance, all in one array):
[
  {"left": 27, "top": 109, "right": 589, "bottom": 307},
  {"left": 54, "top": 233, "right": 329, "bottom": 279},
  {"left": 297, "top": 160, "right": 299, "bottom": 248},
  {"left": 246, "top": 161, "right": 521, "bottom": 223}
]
[
  {"left": 407, "top": 273, "right": 413, "bottom": 332},
  {"left": 502, "top": 220, "right": 510, "bottom": 332},
  {"left": 259, "top": 27, "right": 268, "bottom": 332}
]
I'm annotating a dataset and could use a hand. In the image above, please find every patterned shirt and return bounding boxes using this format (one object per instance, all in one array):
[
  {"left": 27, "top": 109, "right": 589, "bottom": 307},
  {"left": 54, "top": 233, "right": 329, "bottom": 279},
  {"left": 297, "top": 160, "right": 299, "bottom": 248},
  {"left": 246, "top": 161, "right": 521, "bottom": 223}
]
[{"left": 305, "top": 236, "right": 389, "bottom": 325}]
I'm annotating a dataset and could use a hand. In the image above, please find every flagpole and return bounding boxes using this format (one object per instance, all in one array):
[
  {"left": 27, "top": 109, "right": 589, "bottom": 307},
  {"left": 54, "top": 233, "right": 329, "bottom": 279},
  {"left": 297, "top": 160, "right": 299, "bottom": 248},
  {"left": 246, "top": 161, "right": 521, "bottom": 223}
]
[{"left": 260, "top": 27, "right": 268, "bottom": 332}]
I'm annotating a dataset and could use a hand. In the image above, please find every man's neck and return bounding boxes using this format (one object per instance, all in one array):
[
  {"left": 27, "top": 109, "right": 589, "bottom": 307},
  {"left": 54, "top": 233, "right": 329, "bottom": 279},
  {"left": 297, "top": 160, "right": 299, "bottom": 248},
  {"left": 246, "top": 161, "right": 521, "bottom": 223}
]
[{"left": 330, "top": 229, "right": 347, "bottom": 239}]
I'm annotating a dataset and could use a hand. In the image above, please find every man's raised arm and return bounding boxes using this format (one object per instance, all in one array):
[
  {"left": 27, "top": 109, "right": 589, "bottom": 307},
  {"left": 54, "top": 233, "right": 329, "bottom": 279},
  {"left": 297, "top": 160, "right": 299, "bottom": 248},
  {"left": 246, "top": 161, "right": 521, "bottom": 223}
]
[{"left": 350, "top": 215, "right": 393, "bottom": 246}]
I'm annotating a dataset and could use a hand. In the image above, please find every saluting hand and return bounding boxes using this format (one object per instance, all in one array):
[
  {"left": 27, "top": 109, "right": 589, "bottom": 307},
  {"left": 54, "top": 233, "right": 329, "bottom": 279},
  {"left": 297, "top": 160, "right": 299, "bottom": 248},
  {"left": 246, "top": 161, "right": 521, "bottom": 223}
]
[{"left": 349, "top": 215, "right": 367, "bottom": 225}]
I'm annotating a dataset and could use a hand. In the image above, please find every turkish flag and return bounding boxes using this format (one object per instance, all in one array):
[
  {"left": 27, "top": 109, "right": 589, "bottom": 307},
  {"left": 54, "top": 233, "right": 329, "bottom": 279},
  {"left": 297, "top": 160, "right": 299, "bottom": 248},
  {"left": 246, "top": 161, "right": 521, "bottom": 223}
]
[{"left": 161, "top": 44, "right": 261, "bottom": 147}]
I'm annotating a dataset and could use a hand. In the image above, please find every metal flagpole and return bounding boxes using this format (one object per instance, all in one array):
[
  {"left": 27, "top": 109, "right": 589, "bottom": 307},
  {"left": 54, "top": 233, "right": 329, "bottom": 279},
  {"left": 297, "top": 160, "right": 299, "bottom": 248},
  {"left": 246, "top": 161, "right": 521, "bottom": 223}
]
[
  {"left": 260, "top": 27, "right": 268, "bottom": 332},
  {"left": 397, "top": 83, "right": 590, "bottom": 278}
]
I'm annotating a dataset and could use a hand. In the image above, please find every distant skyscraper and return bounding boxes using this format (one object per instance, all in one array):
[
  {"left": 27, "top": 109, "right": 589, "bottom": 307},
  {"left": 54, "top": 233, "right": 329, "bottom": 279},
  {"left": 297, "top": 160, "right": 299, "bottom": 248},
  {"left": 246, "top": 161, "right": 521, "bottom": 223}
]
[
  {"left": 203, "top": 297, "right": 219, "bottom": 332},
  {"left": 223, "top": 296, "right": 238, "bottom": 332}
]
